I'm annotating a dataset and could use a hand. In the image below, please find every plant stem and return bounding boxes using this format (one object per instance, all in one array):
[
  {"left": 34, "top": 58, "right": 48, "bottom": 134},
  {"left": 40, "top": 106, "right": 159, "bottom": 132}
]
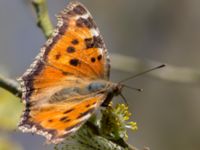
[
  {"left": 0, "top": 75, "right": 21, "bottom": 97},
  {"left": 32, "top": 0, "right": 54, "bottom": 38}
]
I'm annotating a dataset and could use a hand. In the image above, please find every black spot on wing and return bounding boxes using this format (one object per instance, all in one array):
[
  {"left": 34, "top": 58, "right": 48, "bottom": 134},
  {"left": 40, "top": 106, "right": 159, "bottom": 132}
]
[
  {"left": 67, "top": 46, "right": 76, "bottom": 53},
  {"left": 63, "top": 108, "right": 74, "bottom": 114},
  {"left": 97, "top": 55, "right": 102, "bottom": 61},
  {"left": 85, "top": 104, "right": 91, "bottom": 108},
  {"left": 71, "top": 39, "right": 79, "bottom": 45},
  {"left": 60, "top": 116, "right": 71, "bottom": 122},
  {"left": 69, "top": 59, "right": 80, "bottom": 66},
  {"left": 76, "top": 108, "right": 95, "bottom": 119},
  {"left": 91, "top": 57, "right": 96, "bottom": 63},
  {"left": 55, "top": 53, "right": 61, "bottom": 60},
  {"left": 48, "top": 119, "right": 53, "bottom": 123}
]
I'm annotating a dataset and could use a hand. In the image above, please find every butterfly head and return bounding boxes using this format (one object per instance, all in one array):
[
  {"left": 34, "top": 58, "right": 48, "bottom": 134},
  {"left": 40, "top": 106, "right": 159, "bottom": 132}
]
[{"left": 110, "top": 82, "right": 123, "bottom": 96}]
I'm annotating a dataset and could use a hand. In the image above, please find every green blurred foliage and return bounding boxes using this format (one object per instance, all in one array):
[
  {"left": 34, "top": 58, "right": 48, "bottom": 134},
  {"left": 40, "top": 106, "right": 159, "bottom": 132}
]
[
  {"left": 59, "top": 123, "right": 125, "bottom": 150},
  {"left": 0, "top": 88, "right": 23, "bottom": 130},
  {"left": 100, "top": 104, "right": 138, "bottom": 140},
  {"left": 0, "top": 88, "right": 23, "bottom": 150}
]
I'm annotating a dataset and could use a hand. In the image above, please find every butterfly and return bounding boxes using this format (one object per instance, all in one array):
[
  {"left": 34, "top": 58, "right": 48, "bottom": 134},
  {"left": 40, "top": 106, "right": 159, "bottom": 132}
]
[{"left": 18, "top": 1, "right": 123, "bottom": 144}]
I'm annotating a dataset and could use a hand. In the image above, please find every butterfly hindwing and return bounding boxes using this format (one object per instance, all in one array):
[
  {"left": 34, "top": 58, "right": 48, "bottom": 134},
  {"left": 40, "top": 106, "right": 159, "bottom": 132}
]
[{"left": 19, "top": 92, "right": 105, "bottom": 144}]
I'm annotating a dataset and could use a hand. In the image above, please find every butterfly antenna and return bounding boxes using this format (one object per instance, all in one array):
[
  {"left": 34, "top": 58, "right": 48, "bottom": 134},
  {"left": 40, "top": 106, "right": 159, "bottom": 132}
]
[
  {"left": 119, "top": 64, "right": 166, "bottom": 83},
  {"left": 122, "top": 84, "right": 143, "bottom": 92},
  {"left": 120, "top": 93, "right": 128, "bottom": 105}
]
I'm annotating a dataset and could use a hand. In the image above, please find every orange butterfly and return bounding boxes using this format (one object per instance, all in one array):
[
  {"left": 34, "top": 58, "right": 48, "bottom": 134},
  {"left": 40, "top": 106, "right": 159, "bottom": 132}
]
[{"left": 18, "top": 1, "right": 122, "bottom": 144}]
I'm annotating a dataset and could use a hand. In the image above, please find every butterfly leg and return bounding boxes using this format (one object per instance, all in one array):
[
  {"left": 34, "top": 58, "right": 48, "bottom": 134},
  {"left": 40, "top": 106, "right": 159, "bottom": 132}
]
[
  {"left": 101, "top": 90, "right": 127, "bottom": 107},
  {"left": 101, "top": 93, "right": 114, "bottom": 107}
]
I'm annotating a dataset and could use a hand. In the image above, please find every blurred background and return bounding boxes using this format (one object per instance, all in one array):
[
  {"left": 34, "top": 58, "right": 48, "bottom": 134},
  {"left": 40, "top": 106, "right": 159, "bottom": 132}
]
[{"left": 0, "top": 0, "right": 200, "bottom": 150}]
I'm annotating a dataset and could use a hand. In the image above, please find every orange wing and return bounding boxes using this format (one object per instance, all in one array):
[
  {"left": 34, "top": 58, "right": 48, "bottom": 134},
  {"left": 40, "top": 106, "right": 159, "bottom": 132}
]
[
  {"left": 18, "top": 1, "right": 109, "bottom": 103},
  {"left": 19, "top": 93, "right": 105, "bottom": 144},
  {"left": 18, "top": 1, "right": 110, "bottom": 144}
]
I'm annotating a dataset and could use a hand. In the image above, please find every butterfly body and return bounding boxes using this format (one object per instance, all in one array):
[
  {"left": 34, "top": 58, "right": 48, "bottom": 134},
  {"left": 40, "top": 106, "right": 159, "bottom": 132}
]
[
  {"left": 18, "top": 1, "right": 120, "bottom": 144},
  {"left": 35, "top": 79, "right": 121, "bottom": 107}
]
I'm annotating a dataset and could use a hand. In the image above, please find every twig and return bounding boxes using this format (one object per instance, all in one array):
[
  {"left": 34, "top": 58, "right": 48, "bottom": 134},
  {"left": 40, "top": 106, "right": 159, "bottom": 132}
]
[
  {"left": 32, "top": 0, "right": 53, "bottom": 38},
  {"left": 0, "top": 75, "right": 21, "bottom": 97}
]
